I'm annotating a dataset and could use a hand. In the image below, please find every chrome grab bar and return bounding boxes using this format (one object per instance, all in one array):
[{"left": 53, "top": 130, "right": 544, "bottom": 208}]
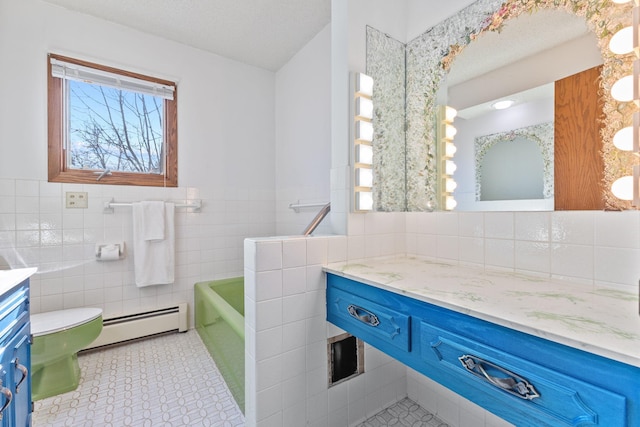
[
  {"left": 302, "top": 202, "right": 331, "bottom": 236},
  {"left": 289, "top": 201, "right": 330, "bottom": 213}
]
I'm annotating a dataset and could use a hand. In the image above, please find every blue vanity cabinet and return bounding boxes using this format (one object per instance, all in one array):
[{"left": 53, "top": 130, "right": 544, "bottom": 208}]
[
  {"left": 326, "top": 273, "right": 640, "bottom": 427},
  {"left": 0, "top": 277, "right": 32, "bottom": 427}
]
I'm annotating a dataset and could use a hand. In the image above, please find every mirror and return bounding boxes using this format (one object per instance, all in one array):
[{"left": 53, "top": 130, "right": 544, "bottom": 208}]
[
  {"left": 444, "top": 9, "right": 600, "bottom": 211},
  {"left": 366, "top": 0, "right": 635, "bottom": 212}
]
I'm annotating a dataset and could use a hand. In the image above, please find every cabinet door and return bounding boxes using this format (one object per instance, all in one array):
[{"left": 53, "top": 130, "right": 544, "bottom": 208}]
[
  {"left": 10, "top": 325, "right": 30, "bottom": 427},
  {"left": 0, "top": 341, "right": 12, "bottom": 427}
]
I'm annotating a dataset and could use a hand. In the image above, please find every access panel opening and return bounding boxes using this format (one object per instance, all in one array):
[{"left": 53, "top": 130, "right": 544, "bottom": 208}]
[{"left": 328, "top": 333, "right": 364, "bottom": 386}]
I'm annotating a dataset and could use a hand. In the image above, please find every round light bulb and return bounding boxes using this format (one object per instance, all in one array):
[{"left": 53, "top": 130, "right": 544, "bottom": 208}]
[
  {"left": 445, "top": 196, "right": 457, "bottom": 210},
  {"left": 611, "top": 175, "right": 635, "bottom": 200},
  {"left": 609, "top": 26, "right": 634, "bottom": 55},
  {"left": 611, "top": 75, "right": 634, "bottom": 102},
  {"left": 613, "top": 126, "right": 634, "bottom": 151},
  {"left": 356, "top": 97, "right": 374, "bottom": 120},
  {"left": 445, "top": 124, "right": 457, "bottom": 140},
  {"left": 445, "top": 178, "right": 457, "bottom": 193},
  {"left": 445, "top": 142, "right": 457, "bottom": 157},
  {"left": 445, "top": 106, "right": 457, "bottom": 122},
  {"left": 445, "top": 160, "right": 457, "bottom": 175}
]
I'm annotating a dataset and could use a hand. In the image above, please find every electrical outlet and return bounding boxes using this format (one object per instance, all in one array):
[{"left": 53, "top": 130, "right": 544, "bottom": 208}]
[{"left": 66, "top": 192, "right": 88, "bottom": 208}]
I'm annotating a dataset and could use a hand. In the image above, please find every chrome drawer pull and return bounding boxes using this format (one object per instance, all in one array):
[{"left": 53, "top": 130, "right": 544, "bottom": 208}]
[
  {"left": 14, "top": 359, "right": 27, "bottom": 393},
  {"left": 347, "top": 304, "right": 380, "bottom": 327},
  {"left": 459, "top": 354, "right": 540, "bottom": 400}
]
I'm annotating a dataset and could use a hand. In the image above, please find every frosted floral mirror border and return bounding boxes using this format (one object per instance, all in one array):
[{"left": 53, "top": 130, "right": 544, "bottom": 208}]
[
  {"left": 369, "top": 0, "right": 635, "bottom": 211},
  {"left": 474, "top": 122, "right": 554, "bottom": 201}
]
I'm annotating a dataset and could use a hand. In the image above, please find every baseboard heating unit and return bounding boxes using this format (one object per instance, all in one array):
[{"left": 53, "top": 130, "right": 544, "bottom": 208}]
[{"left": 84, "top": 303, "right": 188, "bottom": 350}]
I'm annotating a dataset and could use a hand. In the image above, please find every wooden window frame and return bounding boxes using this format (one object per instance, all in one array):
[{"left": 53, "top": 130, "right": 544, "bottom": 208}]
[{"left": 47, "top": 53, "right": 178, "bottom": 187}]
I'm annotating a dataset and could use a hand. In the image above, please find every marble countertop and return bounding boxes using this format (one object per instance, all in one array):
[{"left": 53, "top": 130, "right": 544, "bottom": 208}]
[
  {"left": 324, "top": 257, "right": 640, "bottom": 369},
  {"left": 0, "top": 268, "right": 37, "bottom": 296}
]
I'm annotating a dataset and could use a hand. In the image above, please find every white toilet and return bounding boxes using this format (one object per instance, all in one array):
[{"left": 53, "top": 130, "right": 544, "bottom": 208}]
[{"left": 31, "top": 308, "right": 103, "bottom": 400}]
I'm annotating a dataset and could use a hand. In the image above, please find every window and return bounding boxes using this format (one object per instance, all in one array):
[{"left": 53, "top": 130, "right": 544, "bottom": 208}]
[{"left": 48, "top": 53, "right": 178, "bottom": 187}]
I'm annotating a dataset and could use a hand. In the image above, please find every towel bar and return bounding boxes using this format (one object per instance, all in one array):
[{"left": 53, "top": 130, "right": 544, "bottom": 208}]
[{"left": 103, "top": 199, "right": 202, "bottom": 213}]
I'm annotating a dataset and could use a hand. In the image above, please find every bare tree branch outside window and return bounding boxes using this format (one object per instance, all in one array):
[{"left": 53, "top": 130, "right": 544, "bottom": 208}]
[{"left": 68, "top": 81, "right": 164, "bottom": 174}]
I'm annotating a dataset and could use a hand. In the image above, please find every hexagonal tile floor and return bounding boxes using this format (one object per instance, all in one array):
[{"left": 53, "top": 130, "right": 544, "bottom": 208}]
[{"left": 33, "top": 330, "right": 244, "bottom": 426}]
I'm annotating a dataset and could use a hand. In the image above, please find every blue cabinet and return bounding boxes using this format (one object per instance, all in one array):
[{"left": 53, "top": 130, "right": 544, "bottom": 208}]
[
  {"left": 326, "top": 273, "right": 640, "bottom": 427},
  {"left": 0, "top": 277, "right": 32, "bottom": 427}
]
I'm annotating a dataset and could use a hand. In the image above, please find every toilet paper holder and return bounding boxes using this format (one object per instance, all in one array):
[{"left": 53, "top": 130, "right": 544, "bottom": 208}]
[{"left": 95, "top": 242, "right": 125, "bottom": 261}]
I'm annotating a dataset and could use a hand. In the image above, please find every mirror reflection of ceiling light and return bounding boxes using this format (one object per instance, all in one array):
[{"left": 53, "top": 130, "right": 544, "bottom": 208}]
[{"left": 491, "top": 100, "right": 515, "bottom": 110}]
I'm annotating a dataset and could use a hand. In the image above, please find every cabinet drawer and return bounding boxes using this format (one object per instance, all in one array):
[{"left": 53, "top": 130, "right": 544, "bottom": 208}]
[
  {"left": 420, "top": 321, "right": 626, "bottom": 427},
  {"left": 327, "top": 286, "right": 411, "bottom": 352}
]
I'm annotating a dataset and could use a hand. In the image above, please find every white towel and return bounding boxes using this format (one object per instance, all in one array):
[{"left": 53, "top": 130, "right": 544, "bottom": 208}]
[
  {"left": 132, "top": 202, "right": 175, "bottom": 287},
  {"left": 141, "top": 201, "right": 165, "bottom": 240}
]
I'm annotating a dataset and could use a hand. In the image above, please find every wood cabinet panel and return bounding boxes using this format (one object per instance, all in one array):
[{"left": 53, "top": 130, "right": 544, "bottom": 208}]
[{"left": 554, "top": 66, "right": 605, "bottom": 210}]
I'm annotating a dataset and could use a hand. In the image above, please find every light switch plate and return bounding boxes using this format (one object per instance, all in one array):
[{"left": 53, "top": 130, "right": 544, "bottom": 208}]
[{"left": 66, "top": 191, "right": 88, "bottom": 208}]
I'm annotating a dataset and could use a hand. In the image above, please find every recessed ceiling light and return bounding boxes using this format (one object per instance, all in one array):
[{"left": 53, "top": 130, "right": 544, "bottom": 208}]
[{"left": 491, "top": 100, "right": 515, "bottom": 110}]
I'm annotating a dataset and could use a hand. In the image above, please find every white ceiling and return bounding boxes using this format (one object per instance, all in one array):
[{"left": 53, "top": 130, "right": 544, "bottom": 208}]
[{"left": 41, "top": 0, "right": 332, "bottom": 71}]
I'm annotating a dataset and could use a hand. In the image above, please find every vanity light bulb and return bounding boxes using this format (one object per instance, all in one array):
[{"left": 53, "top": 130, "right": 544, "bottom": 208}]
[
  {"left": 356, "top": 191, "right": 373, "bottom": 211},
  {"left": 445, "top": 142, "right": 457, "bottom": 157},
  {"left": 445, "top": 160, "right": 457, "bottom": 175},
  {"left": 445, "top": 196, "right": 457, "bottom": 210},
  {"left": 355, "top": 120, "right": 374, "bottom": 142},
  {"left": 445, "top": 124, "right": 457, "bottom": 140},
  {"left": 356, "top": 73, "right": 374, "bottom": 97},
  {"left": 356, "top": 168, "right": 373, "bottom": 187},
  {"left": 445, "top": 178, "right": 457, "bottom": 193},
  {"left": 356, "top": 144, "right": 373, "bottom": 165},
  {"left": 613, "top": 126, "right": 634, "bottom": 151},
  {"left": 609, "top": 26, "right": 634, "bottom": 55},
  {"left": 356, "top": 97, "right": 374, "bottom": 120},
  {"left": 611, "top": 75, "right": 634, "bottom": 102},
  {"left": 611, "top": 175, "right": 635, "bottom": 200},
  {"left": 445, "top": 106, "right": 457, "bottom": 122}
]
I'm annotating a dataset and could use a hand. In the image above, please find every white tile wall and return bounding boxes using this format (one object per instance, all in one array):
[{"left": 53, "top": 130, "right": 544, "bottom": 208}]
[
  {"left": 0, "top": 178, "right": 275, "bottom": 325},
  {"left": 405, "top": 210, "right": 640, "bottom": 291},
  {"left": 244, "top": 235, "right": 408, "bottom": 427}
]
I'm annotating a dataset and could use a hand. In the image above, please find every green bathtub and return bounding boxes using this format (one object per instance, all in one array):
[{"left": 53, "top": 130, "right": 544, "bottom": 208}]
[{"left": 195, "top": 277, "right": 244, "bottom": 412}]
